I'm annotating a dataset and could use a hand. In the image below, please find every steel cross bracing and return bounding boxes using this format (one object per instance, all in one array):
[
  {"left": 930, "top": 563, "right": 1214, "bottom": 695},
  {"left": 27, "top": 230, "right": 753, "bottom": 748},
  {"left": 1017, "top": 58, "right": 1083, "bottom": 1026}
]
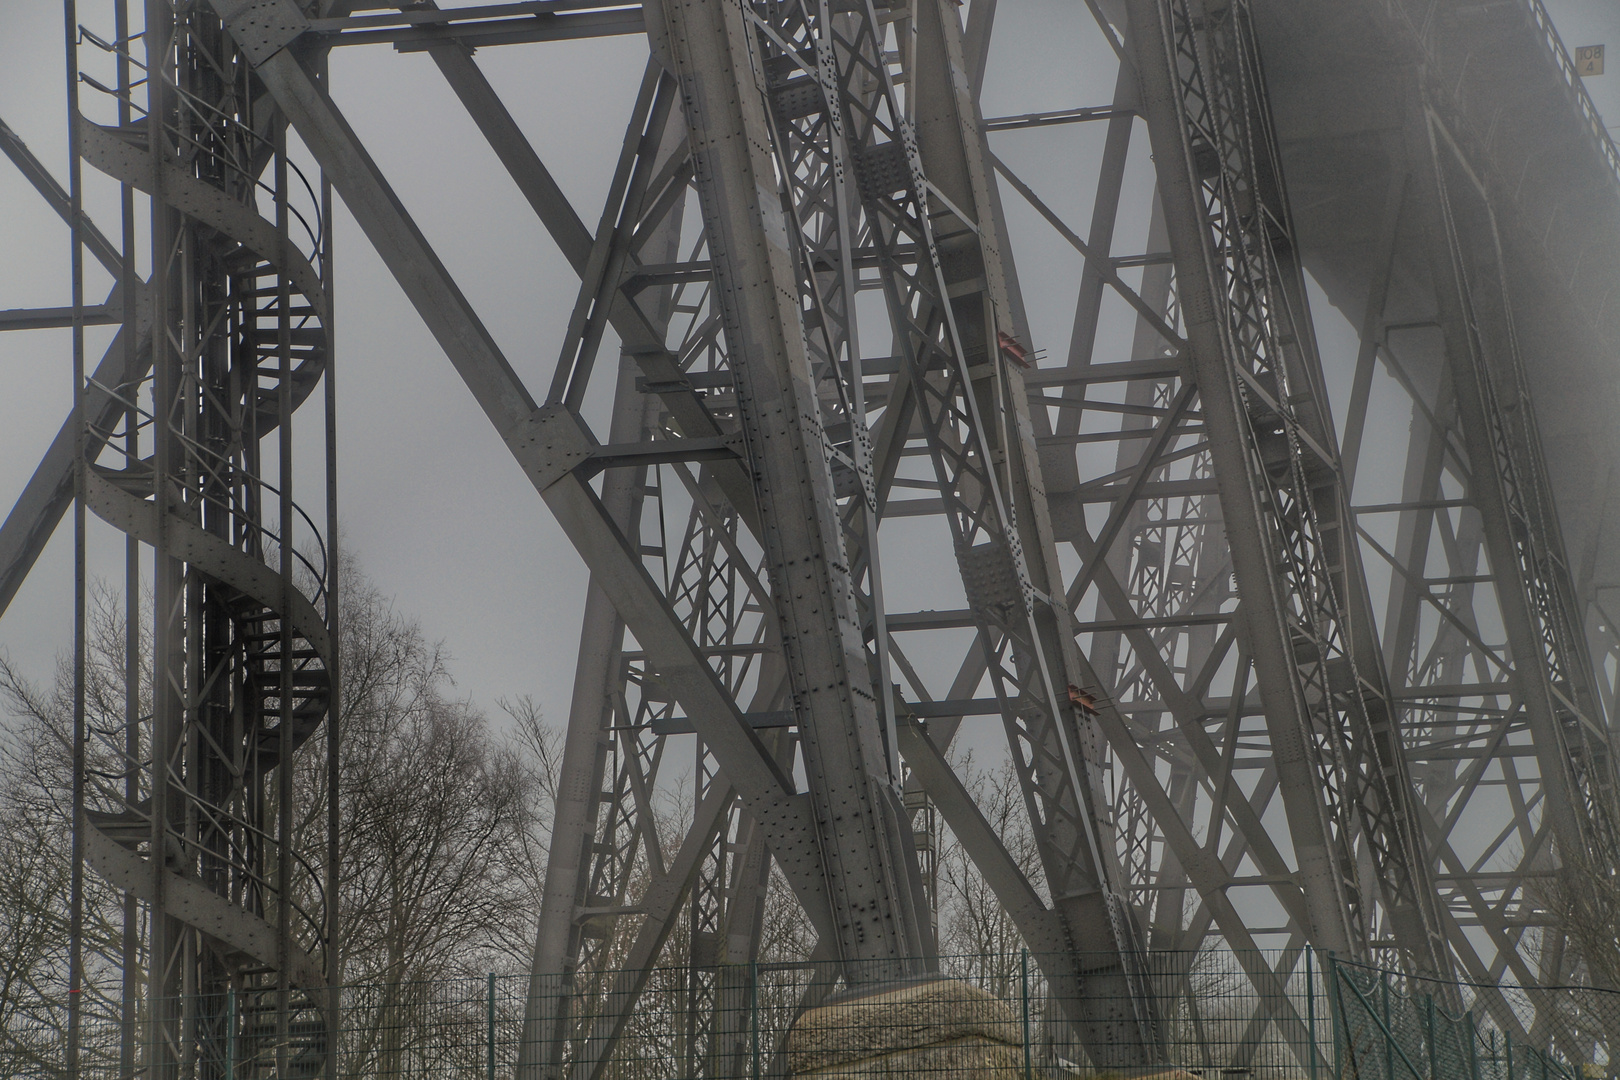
[
  {"left": 1123, "top": 0, "right": 1454, "bottom": 981},
  {"left": 972, "top": 0, "right": 1463, "bottom": 1016},
  {"left": 997, "top": 0, "right": 1620, "bottom": 1049},
  {"left": 744, "top": 0, "right": 1164, "bottom": 1061},
  {"left": 1421, "top": 116, "right": 1620, "bottom": 876},
  {"left": 1327, "top": 91, "right": 1620, "bottom": 1005},
  {"left": 900, "top": 1, "right": 1479, "bottom": 1055},
  {"left": 8, "top": 0, "right": 1620, "bottom": 1075},
  {"left": 526, "top": 0, "right": 1165, "bottom": 1064},
  {"left": 964, "top": 17, "right": 1336, "bottom": 1034}
]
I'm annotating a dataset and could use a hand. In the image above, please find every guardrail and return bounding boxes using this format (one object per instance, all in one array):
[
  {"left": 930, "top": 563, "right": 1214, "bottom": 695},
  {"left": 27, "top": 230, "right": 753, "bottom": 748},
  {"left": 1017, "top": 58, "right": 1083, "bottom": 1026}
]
[{"left": 1521, "top": 0, "right": 1620, "bottom": 188}]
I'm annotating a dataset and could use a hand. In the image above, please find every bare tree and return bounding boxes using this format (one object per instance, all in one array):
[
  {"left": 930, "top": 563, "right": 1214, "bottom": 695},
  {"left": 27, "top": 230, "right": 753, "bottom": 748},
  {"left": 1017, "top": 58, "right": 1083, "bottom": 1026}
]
[
  {"left": 271, "top": 561, "right": 560, "bottom": 1077},
  {"left": 1, "top": 562, "right": 1082, "bottom": 1076},
  {"left": 0, "top": 779, "right": 71, "bottom": 1069},
  {"left": 0, "top": 583, "right": 150, "bottom": 1073},
  {"left": 935, "top": 750, "right": 1045, "bottom": 997},
  {"left": 0, "top": 560, "right": 564, "bottom": 1077},
  {"left": 1538, "top": 847, "right": 1620, "bottom": 991},
  {"left": 317, "top": 568, "right": 540, "bottom": 985}
]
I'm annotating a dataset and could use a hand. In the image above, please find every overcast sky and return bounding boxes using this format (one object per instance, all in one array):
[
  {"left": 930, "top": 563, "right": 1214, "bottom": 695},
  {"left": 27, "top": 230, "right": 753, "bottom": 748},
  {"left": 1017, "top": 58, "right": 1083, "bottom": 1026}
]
[{"left": 3, "top": 0, "right": 1618, "bottom": 732}]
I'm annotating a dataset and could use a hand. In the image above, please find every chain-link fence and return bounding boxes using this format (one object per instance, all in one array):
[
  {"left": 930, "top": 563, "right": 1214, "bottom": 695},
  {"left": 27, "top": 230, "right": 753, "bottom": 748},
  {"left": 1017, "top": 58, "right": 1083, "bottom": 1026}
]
[
  {"left": 5, "top": 949, "right": 1611, "bottom": 1080},
  {"left": 1328, "top": 957, "right": 1619, "bottom": 1080}
]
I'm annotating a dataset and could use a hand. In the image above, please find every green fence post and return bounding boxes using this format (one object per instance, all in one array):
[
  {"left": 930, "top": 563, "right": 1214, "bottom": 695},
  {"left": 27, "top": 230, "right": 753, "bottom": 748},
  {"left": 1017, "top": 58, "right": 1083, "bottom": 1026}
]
[
  {"left": 488, "top": 972, "right": 497, "bottom": 1080},
  {"left": 1020, "top": 949, "right": 1032, "bottom": 1080},
  {"left": 1427, "top": 993, "right": 1438, "bottom": 1080},
  {"left": 750, "top": 958, "right": 760, "bottom": 1080},
  {"left": 1327, "top": 954, "right": 1344, "bottom": 1080},
  {"left": 226, "top": 986, "right": 235, "bottom": 1080},
  {"left": 1308, "top": 946, "right": 1319, "bottom": 1080},
  {"left": 1384, "top": 972, "right": 1395, "bottom": 1080}
]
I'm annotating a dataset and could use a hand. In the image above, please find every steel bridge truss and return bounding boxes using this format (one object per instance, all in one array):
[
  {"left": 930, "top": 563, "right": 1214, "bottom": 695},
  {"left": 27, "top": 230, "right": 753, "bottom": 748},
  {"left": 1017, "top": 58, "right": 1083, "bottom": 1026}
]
[{"left": 5, "top": 0, "right": 1620, "bottom": 1075}]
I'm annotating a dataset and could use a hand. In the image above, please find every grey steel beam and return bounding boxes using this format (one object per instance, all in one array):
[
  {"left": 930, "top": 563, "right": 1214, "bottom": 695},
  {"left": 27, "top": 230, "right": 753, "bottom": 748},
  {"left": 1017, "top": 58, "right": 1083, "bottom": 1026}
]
[
  {"left": 314, "top": 4, "right": 645, "bottom": 49},
  {"left": 0, "top": 302, "right": 120, "bottom": 330},
  {"left": 1339, "top": 172, "right": 1408, "bottom": 495},
  {"left": 0, "top": 117, "right": 154, "bottom": 619},
  {"left": 0, "top": 313, "right": 151, "bottom": 617},
  {"left": 894, "top": 717, "right": 1069, "bottom": 957},
  {"left": 309, "top": 0, "right": 635, "bottom": 33},
  {"left": 211, "top": 0, "right": 841, "bottom": 935},
  {"left": 1, "top": 116, "right": 124, "bottom": 278},
  {"left": 424, "top": 39, "right": 766, "bottom": 533},
  {"left": 424, "top": 41, "right": 593, "bottom": 268},
  {"left": 651, "top": 0, "right": 927, "bottom": 974}
]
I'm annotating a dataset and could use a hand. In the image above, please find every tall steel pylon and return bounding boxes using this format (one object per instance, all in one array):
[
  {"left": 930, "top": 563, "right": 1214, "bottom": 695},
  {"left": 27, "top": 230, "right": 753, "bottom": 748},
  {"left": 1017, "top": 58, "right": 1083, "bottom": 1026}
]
[{"left": 4, "top": 0, "right": 1620, "bottom": 1075}]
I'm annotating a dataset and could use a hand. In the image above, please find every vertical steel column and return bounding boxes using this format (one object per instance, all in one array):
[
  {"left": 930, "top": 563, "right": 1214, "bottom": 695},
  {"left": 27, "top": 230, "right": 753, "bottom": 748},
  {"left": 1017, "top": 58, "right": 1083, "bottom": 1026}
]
[
  {"left": 1124, "top": 0, "right": 1451, "bottom": 977},
  {"left": 143, "top": 6, "right": 185, "bottom": 1071},
  {"left": 1415, "top": 107, "right": 1619, "bottom": 880},
  {"left": 63, "top": 0, "right": 89, "bottom": 1075},
  {"left": 113, "top": 0, "right": 143, "bottom": 1073},
  {"left": 651, "top": 0, "right": 929, "bottom": 976}
]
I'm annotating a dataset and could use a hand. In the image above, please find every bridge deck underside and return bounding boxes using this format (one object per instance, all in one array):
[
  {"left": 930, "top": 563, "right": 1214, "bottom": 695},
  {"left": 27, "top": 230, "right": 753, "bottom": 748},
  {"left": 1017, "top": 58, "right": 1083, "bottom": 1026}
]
[
  {"left": 1251, "top": 0, "right": 1620, "bottom": 974},
  {"left": 1255, "top": 0, "right": 1620, "bottom": 612}
]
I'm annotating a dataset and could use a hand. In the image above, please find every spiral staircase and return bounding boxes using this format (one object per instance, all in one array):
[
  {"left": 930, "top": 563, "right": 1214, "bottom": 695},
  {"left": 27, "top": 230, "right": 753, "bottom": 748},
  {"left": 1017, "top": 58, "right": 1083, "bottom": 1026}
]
[{"left": 71, "top": 14, "right": 335, "bottom": 1075}]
